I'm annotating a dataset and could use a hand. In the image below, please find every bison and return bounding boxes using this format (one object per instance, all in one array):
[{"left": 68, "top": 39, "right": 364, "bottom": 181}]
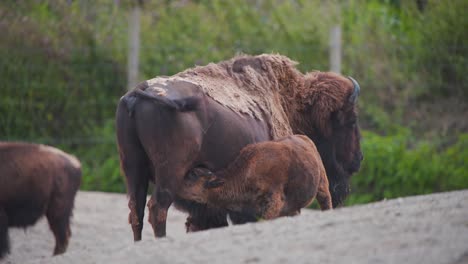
[
  {"left": 116, "top": 54, "right": 363, "bottom": 240},
  {"left": 182, "top": 135, "right": 332, "bottom": 222},
  {"left": 0, "top": 142, "right": 81, "bottom": 258}
]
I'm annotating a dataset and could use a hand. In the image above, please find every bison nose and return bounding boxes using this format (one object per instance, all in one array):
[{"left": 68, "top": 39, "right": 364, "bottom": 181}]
[{"left": 359, "top": 152, "right": 364, "bottom": 161}]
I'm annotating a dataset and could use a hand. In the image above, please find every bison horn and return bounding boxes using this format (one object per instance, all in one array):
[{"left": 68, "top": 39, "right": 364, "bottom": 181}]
[{"left": 348, "top": 76, "right": 360, "bottom": 103}]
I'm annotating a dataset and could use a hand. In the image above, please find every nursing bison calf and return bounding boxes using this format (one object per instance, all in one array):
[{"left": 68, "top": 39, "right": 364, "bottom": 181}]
[
  {"left": 0, "top": 142, "right": 82, "bottom": 258},
  {"left": 182, "top": 135, "right": 332, "bottom": 222}
]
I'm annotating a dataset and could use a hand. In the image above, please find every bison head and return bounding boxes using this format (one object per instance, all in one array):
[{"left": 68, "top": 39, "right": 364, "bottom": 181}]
[
  {"left": 182, "top": 167, "right": 225, "bottom": 204},
  {"left": 296, "top": 72, "right": 363, "bottom": 207}
]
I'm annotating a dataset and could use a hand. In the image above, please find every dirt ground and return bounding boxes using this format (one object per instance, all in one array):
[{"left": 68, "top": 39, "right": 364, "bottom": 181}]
[{"left": 2, "top": 190, "right": 467, "bottom": 264}]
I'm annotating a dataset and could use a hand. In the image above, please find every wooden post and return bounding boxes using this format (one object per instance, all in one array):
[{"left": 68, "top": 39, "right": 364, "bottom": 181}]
[
  {"left": 329, "top": 25, "right": 342, "bottom": 74},
  {"left": 127, "top": 3, "right": 141, "bottom": 90}
]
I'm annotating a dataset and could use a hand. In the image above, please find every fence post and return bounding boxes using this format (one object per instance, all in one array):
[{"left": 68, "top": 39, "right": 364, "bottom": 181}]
[
  {"left": 329, "top": 25, "right": 342, "bottom": 74},
  {"left": 127, "top": 4, "right": 141, "bottom": 90}
]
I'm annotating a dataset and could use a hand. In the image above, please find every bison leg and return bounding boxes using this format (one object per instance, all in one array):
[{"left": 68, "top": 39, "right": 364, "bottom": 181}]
[
  {"left": 317, "top": 177, "right": 333, "bottom": 210},
  {"left": 261, "top": 192, "right": 285, "bottom": 220},
  {"left": 119, "top": 147, "right": 150, "bottom": 241},
  {"left": 0, "top": 209, "right": 9, "bottom": 259},
  {"left": 228, "top": 211, "right": 257, "bottom": 225},
  {"left": 173, "top": 197, "right": 228, "bottom": 232},
  {"left": 126, "top": 170, "right": 149, "bottom": 241},
  {"left": 186, "top": 206, "right": 228, "bottom": 232},
  {"left": 148, "top": 188, "right": 173, "bottom": 238},
  {"left": 46, "top": 198, "right": 73, "bottom": 255},
  {"left": 47, "top": 218, "right": 70, "bottom": 255},
  {"left": 116, "top": 100, "right": 151, "bottom": 241}
]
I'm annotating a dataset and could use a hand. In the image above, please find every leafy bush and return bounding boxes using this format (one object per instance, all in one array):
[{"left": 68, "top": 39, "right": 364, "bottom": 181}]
[
  {"left": 0, "top": 1, "right": 125, "bottom": 141},
  {"left": 342, "top": 0, "right": 467, "bottom": 133},
  {"left": 346, "top": 131, "right": 468, "bottom": 205},
  {"left": 139, "top": 0, "right": 332, "bottom": 78},
  {"left": 402, "top": 0, "right": 468, "bottom": 98},
  {"left": 72, "top": 120, "right": 124, "bottom": 193}
]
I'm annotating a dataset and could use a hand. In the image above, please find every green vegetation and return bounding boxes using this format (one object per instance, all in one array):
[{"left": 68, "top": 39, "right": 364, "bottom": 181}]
[
  {"left": 1, "top": 0, "right": 466, "bottom": 202},
  {"left": 0, "top": 1, "right": 124, "bottom": 141},
  {"left": 347, "top": 131, "right": 468, "bottom": 205}
]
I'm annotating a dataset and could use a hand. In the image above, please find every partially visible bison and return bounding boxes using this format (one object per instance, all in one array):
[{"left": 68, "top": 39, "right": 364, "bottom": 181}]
[
  {"left": 182, "top": 135, "right": 331, "bottom": 223},
  {"left": 116, "top": 54, "right": 363, "bottom": 240},
  {"left": 0, "top": 142, "right": 82, "bottom": 258}
]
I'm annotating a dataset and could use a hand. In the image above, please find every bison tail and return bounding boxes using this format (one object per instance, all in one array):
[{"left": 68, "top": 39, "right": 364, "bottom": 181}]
[
  {"left": 0, "top": 210, "right": 9, "bottom": 259},
  {"left": 132, "top": 89, "right": 201, "bottom": 112}
]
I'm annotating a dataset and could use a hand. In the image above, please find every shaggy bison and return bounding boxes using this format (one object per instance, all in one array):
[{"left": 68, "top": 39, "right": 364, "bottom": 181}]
[
  {"left": 0, "top": 142, "right": 81, "bottom": 258},
  {"left": 182, "top": 135, "right": 332, "bottom": 222},
  {"left": 116, "top": 54, "right": 363, "bottom": 240}
]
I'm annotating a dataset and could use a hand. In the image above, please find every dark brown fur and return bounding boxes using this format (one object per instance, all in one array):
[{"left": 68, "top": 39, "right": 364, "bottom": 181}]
[
  {"left": 116, "top": 54, "right": 362, "bottom": 240},
  {"left": 0, "top": 142, "right": 81, "bottom": 258},
  {"left": 182, "top": 135, "right": 332, "bottom": 220}
]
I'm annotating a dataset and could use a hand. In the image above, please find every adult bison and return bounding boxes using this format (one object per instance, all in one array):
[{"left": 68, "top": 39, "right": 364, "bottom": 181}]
[
  {"left": 116, "top": 54, "right": 363, "bottom": 240},
  {"left": 0, "top": 142, "right": 82, "bottom": 258}
]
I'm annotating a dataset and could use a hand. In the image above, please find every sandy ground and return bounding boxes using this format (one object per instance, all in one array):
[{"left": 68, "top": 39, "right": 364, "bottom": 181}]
[{"left": 2, "top": 190, "right": 467, "bottom": 264}]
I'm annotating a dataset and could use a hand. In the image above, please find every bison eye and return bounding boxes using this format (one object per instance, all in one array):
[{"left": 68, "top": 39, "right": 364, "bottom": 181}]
[{"left": 185, "top": 171, "right": 199, "bottom": 181}]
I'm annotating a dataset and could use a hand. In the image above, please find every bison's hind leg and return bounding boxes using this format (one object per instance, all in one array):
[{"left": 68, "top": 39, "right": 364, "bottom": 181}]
[
  {"left": 46, "top": 197, "right": 74, "bottom": 255},
  {"left": 261, "top": 191, "right": 285, "bottom": 220},
  {"left": 229, "top": 210, "right": 257, "bottom": 225},
  {"left": 48, "top": 218, "right": 70, "bottom": 256},
  {"left": 0, "top": 209, "right": 9, "bottom": 259},
  {"left": 116, "top": 102, "right": 151, "bottom": 241},
  {"left": 174, "top": 198, "right": 228, "bottom": 232},
  {"left": 316, "top": 177, "right": 332, "bottom": 211},
  {"left": 148, "top": 188, "right": 174, "bottom": 238}
]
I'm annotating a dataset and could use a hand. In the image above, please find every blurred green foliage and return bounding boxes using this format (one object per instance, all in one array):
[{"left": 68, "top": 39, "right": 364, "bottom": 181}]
[
  {"left": 72, "top": 120, "right": 124, "bottom": 193},
  {"left": 347, "top": 131, "right": 468, "bottom": 205},
  {"left": 0, "top": 1, "right": 125, "bottom": 140},
  {"left": 138, "top": 0, "right": 331, "bottom": 77},
  {"left": 0, "top": 0, "right": 466, "bottom": 202}
]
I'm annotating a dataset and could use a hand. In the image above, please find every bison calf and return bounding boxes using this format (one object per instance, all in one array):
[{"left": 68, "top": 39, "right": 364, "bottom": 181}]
[
  {"left": 0, "top": 142, "right": 81, "bottom": 258},
  {"left": 183, "top": 135, "right": 332, "bottom": 222}
]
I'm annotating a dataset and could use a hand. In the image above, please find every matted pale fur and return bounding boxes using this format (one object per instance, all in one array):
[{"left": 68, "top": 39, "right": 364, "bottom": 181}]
[{"left": 142, "top": 54, "right": 302, "bottom": 138}]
